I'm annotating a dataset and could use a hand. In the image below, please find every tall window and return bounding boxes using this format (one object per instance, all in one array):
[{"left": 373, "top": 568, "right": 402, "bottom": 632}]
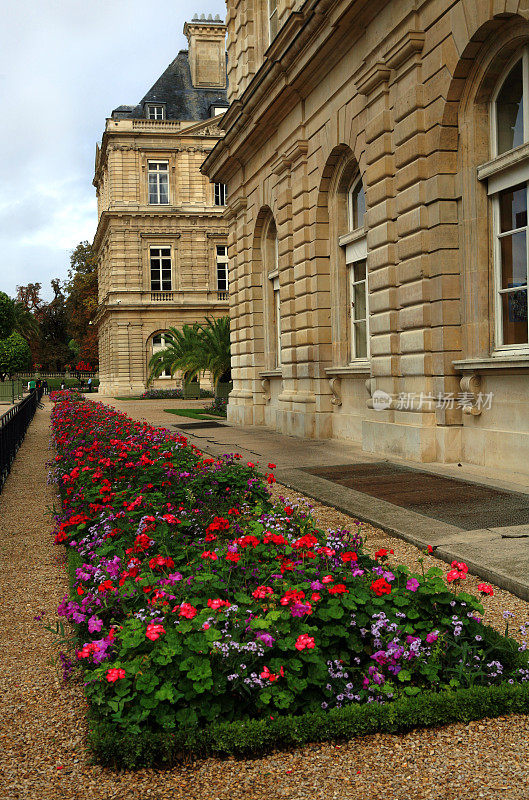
[
  {"left": 264, "top": 219, "right": 281, "bottom": 367},
  {"left": 146, "top": 104, "right": 165, "bottom": 120},
  {"left": 150, "top": 247, "right": 172, "bottom": 291},
  {"left": 214, "top": 183, "right": 227, "bottom": 206},
  {"left": 152, "top": 333, "right": 171, "bottom": 378},
  {"left": 493, "top": 184, "right": 528, "bottom": 346},
  {"left": 216, "top": 245, "right": 229, "bottom": 292},
  {"left": 148, "top": 161, "right": 169, "bottom": 205},
  {"left": 272, "top": 275, "right": 281, "bottom": 366},
  {"left": 268, "top": 0, "right": 278, "bottom": 43},
  {"left": 345, "top": 177, "right": 369, "bottom": 360},
  {"left": 488, "top": 49, "right": 529, "bottom": 349}
]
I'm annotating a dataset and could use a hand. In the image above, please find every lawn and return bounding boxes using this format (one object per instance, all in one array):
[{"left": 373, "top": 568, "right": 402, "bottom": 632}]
[{"left": 163, "top": 407, "right": 226, "bottom": 420}]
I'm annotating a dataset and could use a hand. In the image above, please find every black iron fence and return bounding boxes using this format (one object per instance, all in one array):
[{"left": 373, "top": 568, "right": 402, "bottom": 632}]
[{"left": 0, "top": 387, "right": 43, "bottom": 492}]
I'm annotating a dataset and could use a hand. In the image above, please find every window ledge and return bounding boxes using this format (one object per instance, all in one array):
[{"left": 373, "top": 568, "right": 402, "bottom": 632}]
[
  {"left": 453, "top": 355, "right": 529, "bottom": 371},
  {"left": 338, "top": 227, "right": 366, "bottom": 247},
  {"left": 325, "top": 363, "right": 371, "bottom": 376},
  {"left": 259, "top": 369, "right": 282, "bottom": 378},
  {"left": 477, "top": 141, "right": 529, "bottom": 183}
]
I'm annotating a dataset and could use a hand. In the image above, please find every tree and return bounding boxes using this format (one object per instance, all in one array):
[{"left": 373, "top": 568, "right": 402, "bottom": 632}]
[
  {"left": 64, "top": 241, "right": 98, "bottom": 368},
  {"left": 148, "top": 316, "right": 231, "bottom": 388},
  {"left": 0, "top": 292, "right": 15, "bottom": 340},
  {"left": 0, "top": 331, "right": 31, "bottom": 381},
  {"left": 38, "top": 280, "right": 70, "bottom": 371},
  {"left": 13, "top": 301, "right": 39, "bottom": 341}
]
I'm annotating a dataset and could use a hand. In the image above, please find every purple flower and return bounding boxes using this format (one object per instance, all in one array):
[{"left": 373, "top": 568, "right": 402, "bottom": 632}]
[
  {"left": 256, "top": 632, "right": 275, "bottom": 647},
  {"left": 88, "top": 616, "right": 103, "bottom": 633},
  {"left": 406, "top": 578, "right": 420, "bottom": 592},
  {"left": 426, "top": 630, "right": 439, "bottom": 644},
  {"left": 310, "top": 580, "right": 323, "bottom": 591}
]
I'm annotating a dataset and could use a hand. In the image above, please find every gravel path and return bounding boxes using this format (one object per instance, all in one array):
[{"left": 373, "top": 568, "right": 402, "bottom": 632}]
[{"left": 1, "top": 398, "right": 529, "bottom": 800}]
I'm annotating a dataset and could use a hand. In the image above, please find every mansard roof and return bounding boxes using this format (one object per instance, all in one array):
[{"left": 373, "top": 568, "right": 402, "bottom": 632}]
[{"left": 110, "top": 50, "right": 228, "bottom": 122}]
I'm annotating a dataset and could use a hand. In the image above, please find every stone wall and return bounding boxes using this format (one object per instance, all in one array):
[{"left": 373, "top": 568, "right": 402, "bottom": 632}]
[{"left": 204, "top": 0, "right": 529, "bottom": 476}]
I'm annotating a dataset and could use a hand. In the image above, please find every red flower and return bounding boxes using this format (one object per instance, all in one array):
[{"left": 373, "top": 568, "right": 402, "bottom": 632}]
[
  {"left": 225, "top": 551, "right": 240, "bottom": 564},
  {"left": 252, "top": 585, "right": 273, "bottom": 599},
  {"left": 106, "top": 668, "right": 126, "bottom": 683},
  {"left": 371, "top": 577, "right": 392, "bottom": 596},
  {"left": 328, "top": 583, "right": 349, "bottom": 595},
  {"left": 427, "top": 545, "right": 434, "bottom": 554},
  {"left": 341, "top": 551, "right": 358, "bottom": 563},
  {"left": 177, "top": 603, "right": 197, "bottom": 619},
  {"left": 295, "top": 634, "right": 315, "bottom": 651},
  {"left": 477, "top": 583, "right": 494, "bottom": 596},
  {"left": 201, "top": 550, "right": 218, "bottom": 560},
  {"left": 268, "top": 463, "right": 276, "bottom": 469},
  {"left": 145, "top": 623, "right": 166, "bottom": 641}
]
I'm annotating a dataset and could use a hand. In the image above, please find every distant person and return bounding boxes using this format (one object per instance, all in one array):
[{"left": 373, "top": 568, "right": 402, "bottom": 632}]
[
  {"left": 87, "top": 377, "right": 92, "bottom": 393},
  {"left": 29, "top": 378, "right": 36, "bottom": 391},
  {"left": 60, "top": 380, "right": 65, "bottom": 390},
  {"left": 36, "top": 379, "right": 42, "bottom": 391},
  {"left": 42, "top": 379, "right": 49, "bottom": 395}
]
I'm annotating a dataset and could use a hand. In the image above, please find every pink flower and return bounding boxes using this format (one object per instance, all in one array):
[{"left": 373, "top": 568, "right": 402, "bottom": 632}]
[
  {"left": 322, "top": 575, "right": 334, "bottom": 584},
  {"left": 426, "top": 630, "right": 439, "bottom": 644},
  {"left": 145, "top": 623, "right": 166, "bottom": 641},
  {"left": 106, "top": 668, "right": 125, "bottom": 682},
  {"left": 477, "top": 583, "right": 494, "bottom": 596},
  {"left": 295, "top": 633, "right": 315, "bottom": 651},
  {"left": 446, "top": 569, "right": 466, "bottom": 583},
  {"left": 406, "top": 578, "right": 420, "bottom": 592},
  {"left": 207, "top": 598, "right": 231, "bottom": 610}
]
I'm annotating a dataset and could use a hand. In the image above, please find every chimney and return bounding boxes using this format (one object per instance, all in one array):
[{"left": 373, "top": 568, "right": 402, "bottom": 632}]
[{"left": 184, "top": 14, "right": 227, "bottom": 89}]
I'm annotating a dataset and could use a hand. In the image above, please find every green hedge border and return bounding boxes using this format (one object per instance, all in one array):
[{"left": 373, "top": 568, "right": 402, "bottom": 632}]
[
  {"left": 88, "top": 681, "right": 529, "bottom": 768},
  {"left": 62, "top": 523, "right": 529, "bottom": 769}
]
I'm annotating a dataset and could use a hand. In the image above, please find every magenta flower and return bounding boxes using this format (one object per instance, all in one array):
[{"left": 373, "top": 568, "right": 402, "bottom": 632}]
[{"left": 406, "top": 578, "right": 420, "bottom": 592}]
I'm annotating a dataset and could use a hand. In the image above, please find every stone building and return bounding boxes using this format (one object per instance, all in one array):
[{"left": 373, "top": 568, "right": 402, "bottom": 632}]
[
  {"left": 203, "top": 0, "right": 529, "bottom": 477},
  {"left": 93, "top": 15, "right": 230, "bottom": 396}
]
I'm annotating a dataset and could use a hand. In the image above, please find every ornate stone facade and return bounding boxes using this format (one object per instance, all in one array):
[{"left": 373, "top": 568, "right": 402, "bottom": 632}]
[
  {"left": 204, "top": 0, "right": 529, "bottom": 477},
  {"left": 93, "top": 16, "right": 230, "bottom": 396}
]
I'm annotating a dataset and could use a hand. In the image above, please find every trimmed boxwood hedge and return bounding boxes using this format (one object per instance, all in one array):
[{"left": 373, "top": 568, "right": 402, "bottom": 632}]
[{"left": 88, "top": 681, "right": 529, "bottom": 768}]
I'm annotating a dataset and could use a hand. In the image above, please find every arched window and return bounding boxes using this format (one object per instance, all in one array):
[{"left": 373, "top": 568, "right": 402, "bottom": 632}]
[
  {"left": 486, "top": 50, "right": 529, "bottom": 349},
  {"left": 151, "top": 333, "right": 172, "bottom": 379},
  {"left": 493, "top": 50, "right": 528, "bottom": 156},
  {"left": 344, "top": 177, "right": 368, "bottom": 361},
  {"left": 262, "top": 216, "right": 281, "bottom": 368}
]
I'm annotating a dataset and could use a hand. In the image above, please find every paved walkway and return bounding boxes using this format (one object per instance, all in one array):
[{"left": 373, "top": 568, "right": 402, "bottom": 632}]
[{"left": 98, "top": 394, "right": 529, "bottom": 602}]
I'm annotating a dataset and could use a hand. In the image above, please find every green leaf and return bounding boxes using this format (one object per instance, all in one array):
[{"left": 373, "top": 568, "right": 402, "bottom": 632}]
[{"left": 397, "top": 669, "right": 411, "bottom": 682}]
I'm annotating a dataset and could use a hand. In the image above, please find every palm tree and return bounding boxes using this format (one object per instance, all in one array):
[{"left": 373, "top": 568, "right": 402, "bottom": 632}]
[{"left": 147, "top": 316, "right": 231, "bottom": 388}]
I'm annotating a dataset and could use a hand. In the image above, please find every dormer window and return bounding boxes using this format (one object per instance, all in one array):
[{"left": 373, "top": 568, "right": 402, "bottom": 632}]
[
  {"left": 211, "top": 105, "right": 228, "bottom": 117},
  {"left": 146, "top": 104, "right": 165, "bottom": 120}
]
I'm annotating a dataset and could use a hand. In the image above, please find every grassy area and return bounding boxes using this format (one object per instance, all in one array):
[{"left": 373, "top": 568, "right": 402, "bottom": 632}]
[{"left": 163, "top": 407, "right": 225, "bottom": 420}]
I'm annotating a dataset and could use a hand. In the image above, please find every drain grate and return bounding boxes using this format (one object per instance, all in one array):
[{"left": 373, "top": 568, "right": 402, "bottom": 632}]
[
  {"left": 173, "top": 420, "right": 226, "bottom": 430},
  {"left": 301, "top": 462, "right": 529, "bottom": 530}
]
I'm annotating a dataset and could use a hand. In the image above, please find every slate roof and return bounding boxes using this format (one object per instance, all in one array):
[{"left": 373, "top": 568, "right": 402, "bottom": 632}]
[{"left": 111, "top": 50, "right": 228, "bottom": 122}]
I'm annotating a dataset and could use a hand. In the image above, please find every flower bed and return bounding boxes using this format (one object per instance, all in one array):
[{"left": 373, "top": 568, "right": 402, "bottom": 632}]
[{"left": 50, "top": 394, "right": 529, "bottom": 766}]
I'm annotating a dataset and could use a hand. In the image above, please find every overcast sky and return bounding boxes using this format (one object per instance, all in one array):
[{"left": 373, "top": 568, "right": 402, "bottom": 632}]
[{"left": 0, "top": 0, "right": 226, "bottom": 301}]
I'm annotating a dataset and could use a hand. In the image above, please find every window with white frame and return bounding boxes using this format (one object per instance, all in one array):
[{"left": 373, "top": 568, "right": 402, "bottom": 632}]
[
  {"left": 148, "top": 161, "right": 169, "bottom": 205},
  {"left": 486, "top": 49, "right": 529, "bottom": 349},
  {"left": 146, "top": 104, "right": 165, "bottom": 120},
  {"left": 273, "top": 276, "right": 281, "bottom": 367},
  {"left": 152, "top": 333, "right": 171, "bottom": 378},
  {"left": 150, "top": 247, "right": 172, "bottom": 291},
  {"left": 268, "top": 0, "right": 278, "bottom": 43},
  {"left": 493, "top": 184, "right": 528, "bottom": 346},
  {"left": 216, "top": 245, "right": 229, "bottom": 292},
  {"left": 344, "top": 177, "right": 369, "bottom": 360},
  {"left": 214, "top": 182, "right": 227, "bottom": 206}
]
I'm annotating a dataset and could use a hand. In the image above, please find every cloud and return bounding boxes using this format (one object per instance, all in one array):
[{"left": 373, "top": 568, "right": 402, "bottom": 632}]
[{"left": 0, "top": 0, "right": 226, "bottom": 301}]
